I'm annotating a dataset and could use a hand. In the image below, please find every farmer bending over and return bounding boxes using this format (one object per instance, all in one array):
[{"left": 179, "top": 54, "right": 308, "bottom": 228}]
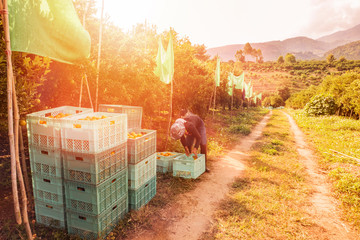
[{"left": 170, "top": 109, "right": 209, "bottom": 172}]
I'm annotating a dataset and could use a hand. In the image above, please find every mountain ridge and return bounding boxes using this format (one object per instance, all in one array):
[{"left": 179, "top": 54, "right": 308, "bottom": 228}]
[{"left": 207, "top": 24, "right": 360, "bottom": 61}]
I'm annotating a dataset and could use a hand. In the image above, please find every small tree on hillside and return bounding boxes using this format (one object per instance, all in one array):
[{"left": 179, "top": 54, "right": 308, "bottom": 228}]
[
  {"left": 326, "top": 54, "right": 335, "bottom": 64},
  {"left": 235, "top": 49, "right": 245, "bottom": 62},
  {"left": 277, "top": 56, "right": 284, "bottom": 64},
  {"left": 285, "top": 53, "right": 296, "bottom": 63}
]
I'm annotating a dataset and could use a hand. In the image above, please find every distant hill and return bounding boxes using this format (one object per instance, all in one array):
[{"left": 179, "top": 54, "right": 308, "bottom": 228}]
[
  {"left": 323, "top": 40, "right": 360, "bottom": 60},
  {"left": 207, "top": 24, "right": 360, "bottom": 62}
]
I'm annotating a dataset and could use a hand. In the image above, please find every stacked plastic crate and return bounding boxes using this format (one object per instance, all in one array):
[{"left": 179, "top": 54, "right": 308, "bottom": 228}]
[
  {"left": 98, "top": 105, "right": 157, "bottom": 210},
  {"left": 27, "top": 106, "right": 93, "bottom": 229},
  {"left": 60, "top": 112, "right": 128, "bottom": 239}
]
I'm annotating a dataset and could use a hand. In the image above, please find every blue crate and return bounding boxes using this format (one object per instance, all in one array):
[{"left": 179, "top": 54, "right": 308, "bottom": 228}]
[
  {"left": 29, "top": 145, "right": 63, "bottom": 178},
  {"left": 67, "top": 195, "right": 128, "bottom": 240},
  {"left": 128, "top": 153, "right": 156, "bottom": 190},
  {"left": 156, "top": 152, "right": 182, "bottom": 173},
  {"left": 172, "top": 154, "right": 205, "bottom": 179},
  {"left": 127, "top": 129, "right": 156, "bottom": 164},
  {"left": 26, "top": 106, "right": 93, "bottom": 149},
  {"left": 128, "top": 176, "right": 156, "bottom": 210},
  {"left": 63, "top": 142, "right": 127, "bottom": 185},
  {"left": 98, "top": 104, "right": 142, "bottom": 131},
  {"left": 64, "top": 168, "right": 127, "bottom": 215},
  {"left": 34, "top": 199, "right": 65, "bottom": 229},
  {"left": 32, "top": 173, "right": 65, "bottom": 205}
]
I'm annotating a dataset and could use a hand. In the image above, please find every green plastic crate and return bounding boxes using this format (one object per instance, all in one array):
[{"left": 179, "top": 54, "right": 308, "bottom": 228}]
[
  {"left": 172, "top": 154, "right": 205, "bottom": 179},
  {"left": 129, "top": 176, "right": 156, "bottom": 210},
  {"left": 26, "top": 106, "right": 93, "bottom": 149},
  {"left": 34, "top": 199, "right": 65, "bottom": 229},
  {"left": 32, "top": 173, "right": 65, "bottom": 205},
  {"left": 67, "top": 195, "right": 128, "bottom": 240},
  {"left": 98, "top": 104, "right": 142, "bottom": 131},
  {"left": 127, "top": 129, "right": 156, "bottom": 164},
  {"left": 156, "top": 152, "right": 182, "bottom": 173},
  {"left": 128, "top": 153, "right": 156, "bottom": 190},
  {"left": 63, "top": 142, "right": 127, "bottom": 185},
  {"left": 29, "top": 145, "right": 63, "bottom": 178},
  {"left": 64, "top": 168, "right": 127, "bottom": 215}
]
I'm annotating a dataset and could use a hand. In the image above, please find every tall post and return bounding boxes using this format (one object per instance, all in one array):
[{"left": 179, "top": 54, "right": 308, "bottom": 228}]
[
  {"left": 12, "top": 79, "right": 33, "bottom": 240},
  {"left": 95, "top": 0, "right": 104, "bottom": 112},
  {"left": 165, "top": 78, "right": 173, "bottom": 149},
  {"left": 2, "top": 0, "right": 22, "bottom": 224},
  {"left": 213, "top": 78, "right": 216, "bottom": 118}
]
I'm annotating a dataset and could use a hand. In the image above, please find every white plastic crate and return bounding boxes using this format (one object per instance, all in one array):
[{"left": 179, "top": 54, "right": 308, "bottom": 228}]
[
  {"left": 34, "top": 199, "right": 65, "bottom": 229},
  {"left": 63, "top": 142, "right": 127, "bottom": 185},
  {"left": 98, "top": 104, "right": 142, "bottom": 131},
  {"left": 128, "top": 153, "right": 156, "bottom": 190},
  {"left": 156, "top": 152, "right": 182, "bottom": 173},
  {"left": 61, "top": 112, "right": 127, "bottom": 154},
  {"left": 26, "top": 106, "right": 93, "bottom": 149},
  {"left": 29, "top": 145, "right": 63, "bottom": 178},
  {"left": 173, "top": 154, "right": 205, "bottom": 179},
  {"left": 127, "top": 129, "right": 156, "bottom": 164}
]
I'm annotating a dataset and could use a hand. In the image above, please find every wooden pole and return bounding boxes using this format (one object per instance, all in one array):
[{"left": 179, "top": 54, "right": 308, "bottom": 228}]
[
  {"left": 164, "top": 78, "right": 173, "bottom": 149},
  {"left": 79, "top": 75, "right": 84, "bottom": 107},
  {"left": 95, "top": 0, "right": 104, "bottom": 112},
  {"left": 12, "top": 79, "right": 33, "bottom": 240},
  {"left": 2, "top": 0, "right": 22, "bottom": 225},
  {"left": 213, "top": 77, "right": 216, "bottom": 118},
  {"left": 19, "top": 125, "right": 31, "bottom": 201},
  {"left": 84, "top": 73, "right": 93, "bottom": 109}
]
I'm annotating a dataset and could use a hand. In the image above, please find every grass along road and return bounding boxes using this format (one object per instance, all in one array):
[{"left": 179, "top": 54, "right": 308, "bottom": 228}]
[{"left": 203, "top": 110, "right": 359, "bottom": 239}]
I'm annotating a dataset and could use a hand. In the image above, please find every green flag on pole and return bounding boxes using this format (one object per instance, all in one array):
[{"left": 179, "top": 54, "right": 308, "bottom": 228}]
[
  {"left": 8, "top": 0, "right": 91, "bottom": 64},
  {"left": 154, "top": 33, "right": 174, "bottom": 84},
  {"left": 215, "top": 57, "right": 220, "bottom": 87}
]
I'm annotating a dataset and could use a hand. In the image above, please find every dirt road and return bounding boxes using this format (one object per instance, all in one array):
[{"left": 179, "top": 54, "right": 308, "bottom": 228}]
[
  {"left": 125, "top": 113, "right": 272, "bottom": 240},
  {"left": 284, "top": 112, "right": 358, "bottom": 240}
]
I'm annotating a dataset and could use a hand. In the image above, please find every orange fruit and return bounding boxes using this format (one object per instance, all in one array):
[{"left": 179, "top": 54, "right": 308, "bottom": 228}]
[{"left": 19, "top": 120, "right": 26, "bottom": 126}]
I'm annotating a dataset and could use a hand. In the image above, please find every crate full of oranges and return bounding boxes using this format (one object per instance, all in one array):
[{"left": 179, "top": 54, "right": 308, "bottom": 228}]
[{"left": 127, "top": 129, "right": 156, "bottom": 165}]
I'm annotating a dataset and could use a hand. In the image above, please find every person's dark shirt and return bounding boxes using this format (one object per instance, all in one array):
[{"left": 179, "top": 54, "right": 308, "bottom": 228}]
[{"left": 180, "top": 115, "right": 204, "bottom": 149}]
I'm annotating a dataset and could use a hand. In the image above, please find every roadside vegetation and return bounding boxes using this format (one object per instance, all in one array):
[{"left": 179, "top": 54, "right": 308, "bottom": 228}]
[
  {"left": 203, "top": 110, "right": 321, "bottom": 239},
  {"left": 290, "top": 110, "right": 360, "bottom": 229}
]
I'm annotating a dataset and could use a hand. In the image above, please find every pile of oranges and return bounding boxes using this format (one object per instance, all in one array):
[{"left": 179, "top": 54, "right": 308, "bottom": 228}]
[
  {"left": 127, "top": 131, "right": 147, "bottom": 139},
  {"left": 48, "top": 113, "right": 72, "bottom": 119},
  {"left": 78, "top": 115, "right": 108, "bottom": 121},
  {"left": 158, "top": 152, "right": 175, "bottom": 157}
]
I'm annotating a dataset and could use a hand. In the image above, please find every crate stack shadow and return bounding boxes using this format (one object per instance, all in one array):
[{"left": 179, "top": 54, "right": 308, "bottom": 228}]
[
  {"left": 99, "top": 105, "right": 157, "bottom": 210},
  {"left": 27, "top": 106, "right": 129, "bottom": 239}
]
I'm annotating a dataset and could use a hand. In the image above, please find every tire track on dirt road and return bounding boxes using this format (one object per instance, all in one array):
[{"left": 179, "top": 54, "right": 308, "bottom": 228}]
[
  {"left": 284, "top": 111, "right": 359, "bottom": 240},
  {"left": 125, "top": 112, "right": 272, "bottom": 240}
]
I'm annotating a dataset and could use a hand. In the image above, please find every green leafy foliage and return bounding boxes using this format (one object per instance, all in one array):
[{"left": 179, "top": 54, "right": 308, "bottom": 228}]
[{"left": 304, "top": 94, "right": 337, "bottom": 116}]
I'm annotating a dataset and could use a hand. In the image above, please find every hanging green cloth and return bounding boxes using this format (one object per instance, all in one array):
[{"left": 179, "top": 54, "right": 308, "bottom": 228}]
[
  {"left": 154, "top": 33, "right": 174, "bottom": 84},
  {"left": 8, "top": 0, "right": 91, "bottom": 64},
  {"left": 234, "top": 72, "right": 244, "bottom": 90}
]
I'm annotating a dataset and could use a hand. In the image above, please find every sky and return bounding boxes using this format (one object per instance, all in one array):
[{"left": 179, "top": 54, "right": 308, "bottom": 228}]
[{"left": 95, "top": 0, "right": 360, "bottom": 48}]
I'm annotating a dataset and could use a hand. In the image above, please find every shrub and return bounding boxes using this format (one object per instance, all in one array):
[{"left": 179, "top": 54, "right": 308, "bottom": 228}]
[{"left": 304, "top": 94, "right": 337, "bottom": 116}]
